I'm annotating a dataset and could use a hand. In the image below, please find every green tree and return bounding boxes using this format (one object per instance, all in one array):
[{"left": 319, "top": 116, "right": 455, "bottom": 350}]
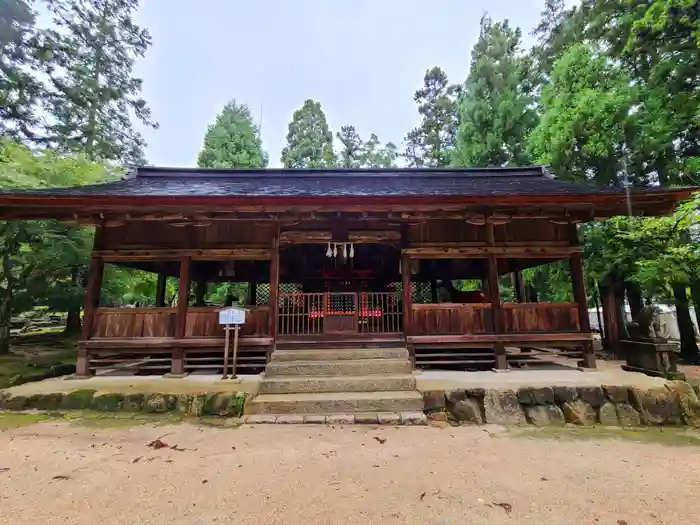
[
  {"left": 38, "top": 0, "right": 157, "bottom": 166},
  {"left": 197, "top": 101, "right": 268, "bottom": 168},
  {"left": 0, "top": 139, "right": 110, "bottom": 354},
  {"left": 0, "top": 0, "right": 43, "bottom": 141},
  {"left": 403, "top": 66, "right": 460, "bottom": 167},
  {"left": 361, "top": 134, "right": 398, "bottom": 168},
  {"left": 528, "top": 43, "right": 641, "bottom": 186},
  {"left": 280, "top": 99, "right": 336, "bottom": 168},
  {"left": 453, "top": 16, "right": 537, "bottom": 167},
  {"left": 336, "top": 125, "right": 363, "bottom": 168}
]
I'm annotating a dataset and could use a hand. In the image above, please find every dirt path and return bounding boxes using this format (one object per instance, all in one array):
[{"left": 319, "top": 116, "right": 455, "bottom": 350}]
[{"left": 1, "top": 420, "right": 699, "bottom": 525}]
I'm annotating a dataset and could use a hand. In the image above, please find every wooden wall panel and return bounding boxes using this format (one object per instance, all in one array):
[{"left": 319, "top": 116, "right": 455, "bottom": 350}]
[
  {"left": 502, "top": 302, "right": 579, "bottom": 332},
  {"left": 411, "top": 304, "right": 491, "bottom": 335}
]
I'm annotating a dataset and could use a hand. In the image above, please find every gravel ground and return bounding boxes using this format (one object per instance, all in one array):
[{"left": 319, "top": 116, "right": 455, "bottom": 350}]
[{"left": 1, "top": 420, "right": 700, "bottom": 525}]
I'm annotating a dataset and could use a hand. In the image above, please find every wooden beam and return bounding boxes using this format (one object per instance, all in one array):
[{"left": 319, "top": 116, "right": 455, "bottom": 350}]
[
  {"left": 279, "top": 230, "right": 332, "bottom": 244},
  {"left": 402, "top": 246, "right": 581, "bottom": 259},
  {"left": 348, "top": 230, "right": 401, "bottom": 243},
  {"left": 94, "top": 247, "right": 272, "bottom": 261}
]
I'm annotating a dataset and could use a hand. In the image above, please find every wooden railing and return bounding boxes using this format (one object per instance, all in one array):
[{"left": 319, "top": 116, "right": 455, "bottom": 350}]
[
  {"left": 411, "top": 303, "right": 492, "bottom": 336},
  {"left": 503, "top": 302, "right": 579, "bottom": 332},
  {"left": 278, "top": 292, "right": 402, "bottom": 336},
  {"left": 90, "top": 305, "right": 271, "bottom": 339},
  {"left": 185, "top": 306, "right": 271, "bottom": 337},
  {"left": 91, "top": 307, "right": 176, "bottom": 338}
]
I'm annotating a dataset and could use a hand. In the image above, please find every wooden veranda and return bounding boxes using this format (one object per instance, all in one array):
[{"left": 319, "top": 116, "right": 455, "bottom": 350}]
[{"left": 0, "top": 166, "right": 692, "bottom": 376}]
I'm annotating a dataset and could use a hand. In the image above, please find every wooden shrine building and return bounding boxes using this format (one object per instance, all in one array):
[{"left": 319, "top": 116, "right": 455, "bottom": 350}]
[{"left": 0, "top": 166, "right": 692, "bottom": 376}]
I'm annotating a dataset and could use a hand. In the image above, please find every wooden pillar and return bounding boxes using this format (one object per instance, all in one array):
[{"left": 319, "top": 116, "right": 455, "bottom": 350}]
[
  {"left": 268, "top": 236, "right": 280, "bottom": 339},
  {"left": 430, "top": 280, "right": 438, "bottom": 303},
  {"left": 486, "top": 222, "right": 506, "bottom": 369},
  {"left": 568, "top": 223, "right": 595, "bottom": 368},
  {"left": 513, "top": 269, "right": 526, "bottom": 303},
  {"left": 194, "top": 281, "right": 206, "bottom": 306},
  {"left": 77, "top": 255, "right": 104, "bottom": 376},
  {"left": 172, "top": 257, "right": 191, "bottom": 376},
  {"left": 155, "top": 274, "right": 167, "bottom": 307},
  {"left": 401, "top": 254, "right": 414, "bottom": 365}
]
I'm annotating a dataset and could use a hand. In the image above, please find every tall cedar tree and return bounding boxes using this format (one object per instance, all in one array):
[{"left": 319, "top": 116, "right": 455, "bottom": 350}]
[
  {"left": 0, "top": 0, "right": 42, "bottom": 140},
  {"left": 453, "top": 15, "right": 536, "bottom": 167},
  {"left": 39, "top": 0, "right": 157, "bottom": 166},
  {"left": 37, "top": 0, "right": 156, "bottom": 332},
  {"left": 402, "top": 67, "right": 460, "bottom": 167},
  {"left": 528, "top": 43, "right": 642, "bottom": 186},
  {"left": 281, "top": 99, "right": 336, "bottom": 168},
  {"left": 197, "top": 101, "right": 268, "bottom": 168}
]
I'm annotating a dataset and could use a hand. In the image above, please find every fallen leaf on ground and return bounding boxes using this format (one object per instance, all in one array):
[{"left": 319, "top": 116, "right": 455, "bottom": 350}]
[
  {"left": 373, "top": 436, "right": 387, "bottom": 444},
  {"left": 419, "top": 492, "right": 426, "bottom": 502},
  {"left": 132, "top": 457, "right": 142, "bottom": 464},
  {"left": 231, "top": 446, "right": 236, "bottom": 450},
  {"left": 202, "top": 479, "right": 208, "bottom": 484},
  {"left": 52, "top": 475, "right": 71, "bottom": 480},
  {"left": 540, "top": 476, "right": 548, "bottom": 481},
  {"left": 617, "top": 521, "right": 628, "bottom": 525},
  {"left": 147, "top": 439, "right": 168, "bottom": 450},
  {"left": 170, "top": 444, "right": 196, "bottom": 452},
  {"left": 494, "top": 502, "right": 512, "bottom": 514}
]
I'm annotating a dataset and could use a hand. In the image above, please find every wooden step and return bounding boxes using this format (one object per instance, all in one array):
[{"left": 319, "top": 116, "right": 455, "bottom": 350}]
[
  {"left": 247, "top": 391, "right": 424, "bottom": 415},
  {"left": 271, "top": 347, "right": 408, "bottom": 362},
  {"left": 265, "top": 358, "right": 412, "bottom": 377},
  {"left": 259, "top": 374, "right": 416, "bottom": 394}
]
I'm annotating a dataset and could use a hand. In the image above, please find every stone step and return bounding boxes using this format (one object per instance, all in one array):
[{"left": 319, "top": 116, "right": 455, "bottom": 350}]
[
  {"left": 246, "top": 412, "right": 427, "bottom": 425},
  {"left": 247, "top": 390, "right": 424, "bottom": 415},
  {"left": 259, "top": 374, "right": 416, "bottom": 394},
  {"left": 271, "top": 347, "right": 409, "bottom": 362},
  {"left": 265, "top": 358, "right": 412, "bottom": 377}
]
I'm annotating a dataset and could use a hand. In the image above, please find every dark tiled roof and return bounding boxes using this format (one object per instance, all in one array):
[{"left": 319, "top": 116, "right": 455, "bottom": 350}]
[{"left": 0, "top": 165, "right": 629, "bottom": 198}]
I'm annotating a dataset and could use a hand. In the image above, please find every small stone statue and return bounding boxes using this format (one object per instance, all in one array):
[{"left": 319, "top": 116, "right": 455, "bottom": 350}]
[{"left": 627, "top": 304, "right": 662, "bottom": 342}]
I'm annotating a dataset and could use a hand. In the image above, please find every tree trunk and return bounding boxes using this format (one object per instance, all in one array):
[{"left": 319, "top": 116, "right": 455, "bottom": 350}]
[
  {"left": 65, "top": 267, "right": 82, "bottom": 333},
  {"left": 0, "top": 297, "right": 11, "bottom": 355},
  {"left": 689, "top": 279, "right": 700, "bottom": 330},
  {"left": 65, "top": 267, "right": 80, "bottom": 334},
  {"left": 672, "top": 282, "right": 700, "bottom": 363},
  {"left": 613, "top": 276, "right": 629, "bottom": 340},
  {"left": 194, "top": 281, "right": 206, "bottom": 307},
  {"left": 625, "top": 281, "right": 644, "bottom": 321},
  {"left": 526, "top": 285, "right": 538, "bottom": 302}
]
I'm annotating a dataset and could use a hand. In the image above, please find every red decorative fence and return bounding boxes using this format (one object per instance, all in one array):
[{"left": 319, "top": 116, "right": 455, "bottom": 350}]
[{"left": 278, "top": 292, "right": 402, "bottom": 336}]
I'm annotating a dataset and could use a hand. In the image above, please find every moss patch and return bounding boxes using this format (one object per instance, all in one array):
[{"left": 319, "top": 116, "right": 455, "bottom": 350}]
[
  {"left": 91, "top": 393, "right": 124, "bottom": 412},
  {"left": 508, "top": 425, "right": 700, "bottom": 447},
  {"left": 0, "top": 412, "right": 51, "bottom": 430},
  {"left": 60, "top": 390, "right": 96, "bottom": 410}
]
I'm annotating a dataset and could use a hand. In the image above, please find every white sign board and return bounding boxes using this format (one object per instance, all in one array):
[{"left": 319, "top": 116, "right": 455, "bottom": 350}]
[{"left": 218, "top": 307, "right": 246, "bottom": 325}]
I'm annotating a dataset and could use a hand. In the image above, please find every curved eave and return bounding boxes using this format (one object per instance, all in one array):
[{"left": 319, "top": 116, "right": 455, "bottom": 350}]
[{"left": 0, "top": 188, "right": 695, "bottom": 221}]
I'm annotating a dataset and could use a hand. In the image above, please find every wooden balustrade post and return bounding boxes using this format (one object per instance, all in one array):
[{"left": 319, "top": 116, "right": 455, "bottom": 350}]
[
  {"left": 569, "top": 223, "right": 595, "bottom": 369},
  {"left": 171, "top": 257, "right": 191, "bottom": 376},
  {"left": 486, "top": 221, "right": 507, "bottom": 370},
  {"left": 77, "top": 255, "right": 104, "bottom": 377},
  {"left": 401, "top": 254, "right": 415, "bottom": 365}
]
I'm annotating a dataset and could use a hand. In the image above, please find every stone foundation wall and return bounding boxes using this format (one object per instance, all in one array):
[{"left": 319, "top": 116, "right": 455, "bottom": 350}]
[
  {"left": 0, "top": 390, "right": 248, "bottom": 418},
  {"left": 423, "top": 381, "right": 700, "bottom": 428}
]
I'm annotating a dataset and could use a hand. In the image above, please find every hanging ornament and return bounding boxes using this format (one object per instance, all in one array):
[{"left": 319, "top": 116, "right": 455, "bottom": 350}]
[
  {"left": 343, "top": 243, "right": 348, "bottom": 259},
  {"left": 326, "top": 242, "right": 332, "bottom": 258},
  {"left": 333, "top": 243, "right": 338, "bottom": 257},
  {"left": 349, "top": 243, "right": 354, "bottom": 259}
]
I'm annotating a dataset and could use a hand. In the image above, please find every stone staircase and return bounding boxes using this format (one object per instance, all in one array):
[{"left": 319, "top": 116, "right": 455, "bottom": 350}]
[{"left": 246, "top": 342, "right": 425, "bottom": 424}]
